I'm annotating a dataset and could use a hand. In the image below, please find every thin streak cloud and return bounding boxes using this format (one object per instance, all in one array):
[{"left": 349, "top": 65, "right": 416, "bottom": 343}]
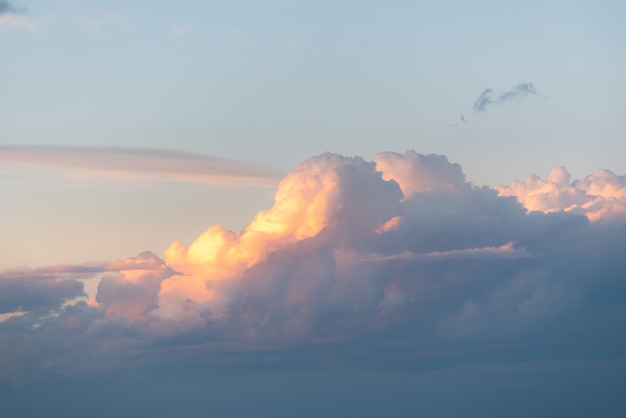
[{"left": 0, "top": 145, "right": 282, "bottom": 187}]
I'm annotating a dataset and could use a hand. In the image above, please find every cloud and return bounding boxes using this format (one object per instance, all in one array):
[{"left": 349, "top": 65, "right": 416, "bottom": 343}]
[
  {"left": 170, "top": 23, "right": 186, "bottom": 38},
  {"left": 496, "top": 166, "right": 626, "bottom": 222},
  {"left": 74, "top": 15, "right": 100, "bottom": 32},
  {"left": 1, "top": 150, "right": 625, "bottom": 383},
  {"left": 0, "top": 145, "right": 282, "bottom": 187},
  {"left": 0, "top": 252, "right": 173, "bottom": 315},
  {"left": 0, "top": 0, "right": 17, "bottom": 14},
  {"left": 0, "top": 275, "right": 84, "bottom": 314},
  {"left": 71, "top": 12, "right": 132, "bottom": 33},
  {"left": 472, "top": 83, "right": 538, "bottom": 113},
  {"left": 0, "top": 0, "right": 36, "bottom": 30}
]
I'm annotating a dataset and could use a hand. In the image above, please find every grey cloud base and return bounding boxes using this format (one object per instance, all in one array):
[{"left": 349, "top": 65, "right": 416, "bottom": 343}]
[{"left": 1, "top": 150, "right": 625, "bottom": 387}]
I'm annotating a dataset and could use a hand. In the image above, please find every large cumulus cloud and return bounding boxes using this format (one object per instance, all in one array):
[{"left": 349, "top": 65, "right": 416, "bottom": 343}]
[{"left": 1, "top": 150, "right": 625, "bottom": 383}]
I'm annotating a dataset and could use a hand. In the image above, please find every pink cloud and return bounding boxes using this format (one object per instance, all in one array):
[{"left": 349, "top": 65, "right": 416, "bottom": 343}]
[
  {"left": 496, "top": 166, "right": 626, "bottom": 222},
  {"left": 0, "top": 146, "right": 282, "bottom": 187}
]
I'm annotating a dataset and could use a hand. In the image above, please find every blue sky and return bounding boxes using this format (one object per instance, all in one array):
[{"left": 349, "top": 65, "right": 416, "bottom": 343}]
[
  {"left": 2, "top": 1, "right": 626, "bottom": 417},
  {"left": 3, "top": 0, "right": 625, "bottom": 181}
]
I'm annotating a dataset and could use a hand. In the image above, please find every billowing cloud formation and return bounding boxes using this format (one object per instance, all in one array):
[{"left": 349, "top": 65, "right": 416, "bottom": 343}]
[
  {"left": 497, "top": 166, "right": 626, "bottom": 222},
  {"left": 0, "top": 146, "right": 281, "bottom": 186},
  {"left": 0, "top": 0, "right": 36, "bottom": 30},
  {"left": 1, "top": 150, "right": 625, "bottom": 383},
  {"left": 0, "top": 252, "right": 173, "bottom": 315},
  {"left": 473, "top": 83, "right": 537, "bottom": 112}
]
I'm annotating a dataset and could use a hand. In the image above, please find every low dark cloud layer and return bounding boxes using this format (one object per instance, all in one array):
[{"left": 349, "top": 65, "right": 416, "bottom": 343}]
[
  {"left": 1, "top": 150, "right": 625, "bottom": 385},
  {"left": 0, "top": 275, "right": 83, "bottom": 314}
]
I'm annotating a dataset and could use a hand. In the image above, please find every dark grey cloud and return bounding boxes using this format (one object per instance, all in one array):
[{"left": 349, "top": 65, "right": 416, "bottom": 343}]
[
  {"left": 473, "top": 83, "right": 538, "bottom": 112},
  {"left": 473, "top": 88, "right": 495, "bottom": 112},
  {"left": 0, "top": 275, "right": 84, "bottom": 314}
]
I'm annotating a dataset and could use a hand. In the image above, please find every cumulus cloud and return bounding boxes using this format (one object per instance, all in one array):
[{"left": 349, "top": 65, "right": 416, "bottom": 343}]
[
  {"left": 0, "top": 0, "right": 36, "bottom": 30},
  {"left": 0, "top": 145, "right": 282, "bottom": 187},
  {"left": 1, "top": 150, "right": 625, "bottom": 383},
  {"left": 0, "top": 252, "right": 173, "bottom": 315},
  {"left": 496, "top": 166, "right": 626, "bottom": 222}
]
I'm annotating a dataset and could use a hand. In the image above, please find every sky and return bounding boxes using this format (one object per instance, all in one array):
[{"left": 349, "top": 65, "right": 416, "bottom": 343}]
[{"left": 1, "top": 1, "right": 626, "bottom": 417}]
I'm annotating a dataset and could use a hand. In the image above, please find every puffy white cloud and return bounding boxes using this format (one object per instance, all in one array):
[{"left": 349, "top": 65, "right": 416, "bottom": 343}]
[
  {"left": 374, "top": 150, "right": 466, "bottom": 198},
  {"left": 496, "top": 166, "right": 626, "bottom": 222},
  {"left": 1, "top": 150, "right": 625, "bottom": 382}
]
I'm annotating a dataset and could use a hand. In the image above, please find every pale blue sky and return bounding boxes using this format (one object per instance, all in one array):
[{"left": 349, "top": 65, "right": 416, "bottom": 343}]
[{"left": 3, "top": 0, "right": 625, "bottom": 182}]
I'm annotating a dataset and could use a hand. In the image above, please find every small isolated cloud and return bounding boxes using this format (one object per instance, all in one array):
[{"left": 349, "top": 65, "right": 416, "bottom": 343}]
[
  {"left": 74, "top": 15, "right": 100, "bottom": 32},
  {"left": 170, "top": 23, "right": 186, "bottom": 39},
  {"left": 0, "top": 0, "right": 37, "bottom": 31},
  {"left": 0, "top": 145, "right": 282, "bottom": 187},
  {"left": 232, "top": 28, "right": 248, "bottom": 42},
  {"left": 473, "top": 83, "right": 538, "bottom": 112},
  {"left": 72, "top": 12, "right": 132, "bottom": 33},
  {"left": 1, "top": 150, "right": 625, "bottom": 383}
]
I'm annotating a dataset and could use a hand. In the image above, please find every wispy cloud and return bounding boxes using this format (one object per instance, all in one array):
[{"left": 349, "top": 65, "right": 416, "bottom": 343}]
[
  {"left": 473, "top": 83, "right": 538, "bottom": 112},
  {"left": 457, "top": 83, "right": 538, "bottom": 124},
  {"left": 0, "top": 145, "right": 282, "bottom": 186},
  {"left": 0, "top": 0, "right": 37, "bottom": 30}
]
